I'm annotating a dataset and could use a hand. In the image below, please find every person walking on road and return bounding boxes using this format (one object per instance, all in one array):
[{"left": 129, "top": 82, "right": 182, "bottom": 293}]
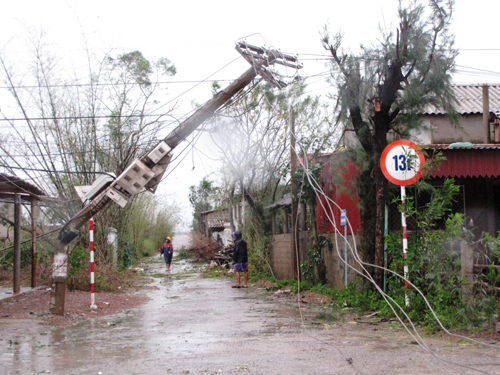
[
  {"left": 161, "top": 236, "right": 174, "bottom": 271},
  {"left": 232, "top": 231, "right": 248, "bottom": 288}
]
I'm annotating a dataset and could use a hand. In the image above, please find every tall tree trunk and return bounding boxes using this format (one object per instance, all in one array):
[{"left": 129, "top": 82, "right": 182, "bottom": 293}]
[{"left": 374, "top": 167, "right": 388, "bottom": 287}]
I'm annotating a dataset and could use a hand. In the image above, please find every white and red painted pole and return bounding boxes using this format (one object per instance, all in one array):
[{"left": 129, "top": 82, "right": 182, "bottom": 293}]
[
  {"left": 401, "top": 186, "right": 410, "bottom": 306},
  {"left": 90, "top": 217, "right": 97, "bottom": 309},
  {"left": 381, "top": 141, "right": 425, "bottom": 308}
]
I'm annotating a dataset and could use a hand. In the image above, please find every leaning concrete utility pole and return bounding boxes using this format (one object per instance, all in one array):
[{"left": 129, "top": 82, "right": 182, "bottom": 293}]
[{"left": 49, "top": 42, "right": 302, "bottom": 315}]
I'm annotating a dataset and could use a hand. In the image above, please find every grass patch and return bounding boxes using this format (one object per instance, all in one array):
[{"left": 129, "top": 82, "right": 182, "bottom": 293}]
[
  {"left": 150, "top": 273, "right": 166, "bottom": 278},
  {"left": 201, "top": 263, "right": 232, "bottom": 278},
  {"left": 175, "top": 251, "right": 194, "bottom": 260},
  {"left": 315, "top": 312, "right": 340, "bottom": 322}
]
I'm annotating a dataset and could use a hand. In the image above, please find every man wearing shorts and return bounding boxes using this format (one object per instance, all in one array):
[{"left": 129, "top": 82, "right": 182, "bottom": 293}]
[{"left": 232, "top": 231, "right": 248, "bottom": 288}]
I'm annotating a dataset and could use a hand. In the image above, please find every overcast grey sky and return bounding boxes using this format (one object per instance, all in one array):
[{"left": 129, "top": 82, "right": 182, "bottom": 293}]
[{"left": 1, "top": 0, "right": 499, "bottom": 230}]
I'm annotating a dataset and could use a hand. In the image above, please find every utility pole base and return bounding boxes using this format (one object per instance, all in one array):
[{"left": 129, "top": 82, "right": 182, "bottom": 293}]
[{"left": 49, "top": 277, "right": 67, "bottom": 315}]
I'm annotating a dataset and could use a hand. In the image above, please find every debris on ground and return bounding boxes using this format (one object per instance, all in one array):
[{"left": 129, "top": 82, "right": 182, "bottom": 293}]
[
  {"left": 186, "top": 232, "right": 223, "bottom": 260},
  {"left": 254, "top": 280, "right": 277, "bottom": 289},
  {"left": 212, "top": 245, "right": 233, "bottom": 268},
  {"left": 273, "top": 287, "right": 332, "bottom": 304}
]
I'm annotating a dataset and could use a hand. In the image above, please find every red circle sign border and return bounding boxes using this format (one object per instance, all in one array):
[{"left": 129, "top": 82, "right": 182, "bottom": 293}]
[{"left": 380, "top": 140, "right": 426, "bottom": 186}]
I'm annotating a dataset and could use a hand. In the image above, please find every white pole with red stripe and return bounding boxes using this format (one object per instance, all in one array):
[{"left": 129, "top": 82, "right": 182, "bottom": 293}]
[
  {"left": 90, "top": 217, "right": 97, "bottom": 310},
  {"left": 381, "top": 140, "right": 425, "bottom": 308},
  {"left": 401, "top": 186, "right": 410, "bottom": 306}
]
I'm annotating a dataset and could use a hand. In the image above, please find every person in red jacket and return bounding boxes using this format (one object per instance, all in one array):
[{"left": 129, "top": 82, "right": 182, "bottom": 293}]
[{"left": 160, "top": 237, "right": 173, "bottom": 271}]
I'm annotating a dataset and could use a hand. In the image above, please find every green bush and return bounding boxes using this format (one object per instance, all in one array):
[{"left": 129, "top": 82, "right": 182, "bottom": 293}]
[
  {"left": 0, "top": 242, "right": 33, "bottom": 270},
  {"left": 141, "top": 238, "right": 157, "bottom": 257},
  {"left": 68, "top": 246, "right": 88, "bottom": 277}
]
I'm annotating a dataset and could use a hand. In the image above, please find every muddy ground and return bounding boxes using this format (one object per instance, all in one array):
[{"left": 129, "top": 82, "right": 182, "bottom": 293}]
[{"left": 1, "top": 256, "right": 500, "bottom": 375}]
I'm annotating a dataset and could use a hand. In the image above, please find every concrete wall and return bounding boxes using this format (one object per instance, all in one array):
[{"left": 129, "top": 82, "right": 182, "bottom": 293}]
[
  {"left": 344, "top": 113, "right": 489, "bottom": 146},
  {"left": 270, "top": 233, "right": 295, "bottom": 279},
  {"left": 270, "top": 231, "right": 362, "bottom": 289},
  {"left": 422, "top": 113, "right": 488, "bottom": 144},
  {"left": 321, "top": 232, "right": 361, "bottom": 289}
]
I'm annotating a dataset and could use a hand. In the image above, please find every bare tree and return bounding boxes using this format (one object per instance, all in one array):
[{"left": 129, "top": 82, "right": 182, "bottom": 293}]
[
  {"left": 208, "top": 82, "right": 337, "bottom": 226},
  {"left": 0, "top": 31, "right": 178, "bottom": 254}
]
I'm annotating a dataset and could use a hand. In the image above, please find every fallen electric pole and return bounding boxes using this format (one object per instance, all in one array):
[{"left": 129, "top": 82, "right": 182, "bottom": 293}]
[{"left": 49, "top": 41, "right": 302, "bottom": 315}]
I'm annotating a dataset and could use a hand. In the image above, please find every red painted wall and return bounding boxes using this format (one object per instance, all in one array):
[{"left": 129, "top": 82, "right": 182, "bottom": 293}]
[{"left": 315, "top": 154, "right": 361, "bottom": 235}]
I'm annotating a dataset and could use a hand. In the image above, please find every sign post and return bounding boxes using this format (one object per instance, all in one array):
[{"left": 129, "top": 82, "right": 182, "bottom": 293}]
[
  {"left": 380, "top": 140, "right": 425, "bottom": 306},
  {"left": 74, "top": 186, "right": 98, "bottom": 310},
  {"left": 341, "top": 209, "right": 348, "bottom": 288}
]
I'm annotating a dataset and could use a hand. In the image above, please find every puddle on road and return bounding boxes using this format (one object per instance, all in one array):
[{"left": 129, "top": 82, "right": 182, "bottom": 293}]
[
  {"left": 1, "top": 258, "right": 327, "bottom": 374},
  {"left": 0, "top": 261, "right": 308, "bottom": 374}
]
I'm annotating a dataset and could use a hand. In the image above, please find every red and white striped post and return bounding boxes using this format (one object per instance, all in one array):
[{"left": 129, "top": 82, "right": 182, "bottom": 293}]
[
  {"left": 381, "top": 141, "right": 426, "bottom": 308},
  {"left": 90, "top": 217, "right": 97, "bottom": 309},
  {"left": 401, "top": 186, "right": 410, "bottom": 307}
]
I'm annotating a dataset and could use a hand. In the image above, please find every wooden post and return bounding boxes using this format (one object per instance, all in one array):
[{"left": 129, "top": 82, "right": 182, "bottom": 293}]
[
  {"left": 31, "top": 197, "right": 37, "bottom": 288},
  {"left": 283, "top": 209, "right": 289, "bottom": 234},
  {"left": 290, "top": 106, "right": 299, "bottom": 279},
  {"left": 497, "top": 301, "right": 500, "bottom": 334},
  {"left": 483, "top": 85, "right": 490, "bottom": 144},
  {"left": 13, "top": 194, "right": 21, "bottom": 294}
]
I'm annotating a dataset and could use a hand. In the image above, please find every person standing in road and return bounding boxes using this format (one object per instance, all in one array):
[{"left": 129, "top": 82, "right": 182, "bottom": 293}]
[
  {"left": 161, "top": 236, "right": 173, "bottom": 271},
  {"left": 123, "top": 241, "right": 132, "bottom": 268},
  {"left": 232, "top": 231, "right": 248, "bottom": 288}
]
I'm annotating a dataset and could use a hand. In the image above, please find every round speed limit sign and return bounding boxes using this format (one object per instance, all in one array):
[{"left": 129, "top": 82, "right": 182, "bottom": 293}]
[{"left": 380, "top": 140, "right": 425, "bottom": 186}]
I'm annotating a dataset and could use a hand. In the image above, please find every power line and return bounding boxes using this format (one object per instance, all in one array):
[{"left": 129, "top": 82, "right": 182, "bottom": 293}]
[
  {"left": 0, "top": 113, "right": 169, "bottom": 122},
  {"left": 0, "top": 79, "right": 234, "bottom": 90},
  {"left": 0, "top": 164, "right": 115, "bottom": 177}
]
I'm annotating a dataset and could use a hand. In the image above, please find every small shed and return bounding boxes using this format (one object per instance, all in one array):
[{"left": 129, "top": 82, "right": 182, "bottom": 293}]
[
  {"left": 0, "top": 173, "right": 45, "bottom": 293},
  {"left": 200, "top": 208, "right": 231, "bottom": 244}
]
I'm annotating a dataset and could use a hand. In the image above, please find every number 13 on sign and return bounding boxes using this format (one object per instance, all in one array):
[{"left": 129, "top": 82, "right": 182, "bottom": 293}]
[{"left": 380, "top": 140, "right": 425, "bottom": 186}]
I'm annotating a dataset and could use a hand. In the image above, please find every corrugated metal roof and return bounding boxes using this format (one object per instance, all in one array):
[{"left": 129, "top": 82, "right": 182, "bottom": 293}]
[
  {"left": 428, "top": 147, "right": 500, "bottom": 178},
  {"left": 265, "top": 195, "right": 291, "bottom": 210},
  {"left": 423, "top": 84, "right": 500, "bottom": 115},
  {"left": 428, "top": 144, "right": 500, "bottom": 150},
  {"left": 0, "top": 173, "right": 45, "bottom": 198}
]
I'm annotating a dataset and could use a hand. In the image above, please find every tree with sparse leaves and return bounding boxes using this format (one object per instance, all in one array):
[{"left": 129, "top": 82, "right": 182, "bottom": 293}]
[
  {"left": 322, "top": 0, "right": 458, "bottom": 287},
  {"left": 0, "top": 32, "right": 178, "bottom": 259},
  {"left": 208, "top": 82, "right": 337, "bottom": 226}
]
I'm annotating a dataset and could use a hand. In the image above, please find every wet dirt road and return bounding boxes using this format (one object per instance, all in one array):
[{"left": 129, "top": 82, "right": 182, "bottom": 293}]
[{"left": 1, "top": 256, "right": 500, "bottom": 375}]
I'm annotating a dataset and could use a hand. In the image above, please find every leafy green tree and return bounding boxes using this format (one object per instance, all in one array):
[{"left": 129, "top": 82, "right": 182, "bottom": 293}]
[
  {"left": 189, "top": 178, "right": 217, "bottom": 232},
  {"left": 119, "top": 193, "right": 179, "bottom": 258},
  {"left": 321, "top": 0, "right": 458, "bottom": 286}
]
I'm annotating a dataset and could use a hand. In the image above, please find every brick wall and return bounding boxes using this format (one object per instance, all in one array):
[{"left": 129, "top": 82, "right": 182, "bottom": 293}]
[
  {"left": 270, "top": 234, "right": 295, "bottom": 279},
  {"left": 270, "top": 231, "right": 362, "bottom": 289}
]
